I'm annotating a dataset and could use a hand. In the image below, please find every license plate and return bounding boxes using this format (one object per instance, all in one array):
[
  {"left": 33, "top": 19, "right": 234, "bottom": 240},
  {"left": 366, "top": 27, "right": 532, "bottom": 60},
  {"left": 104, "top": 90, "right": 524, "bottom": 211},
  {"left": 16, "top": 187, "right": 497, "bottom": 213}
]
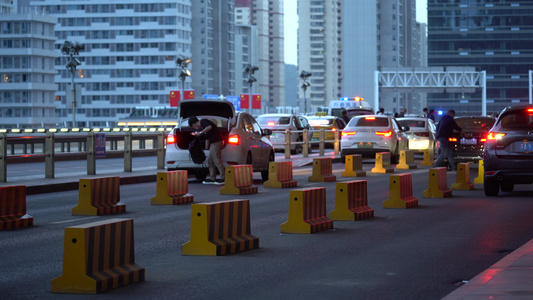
[
  {"left": 460, "top": 138, "right": 477, "bottom": 145},
  {"left": 518, "top": 142, "right": 533, "bottom": 152},
  {"left": 358, "top": 143, "right": 373, "bottom": 148}
]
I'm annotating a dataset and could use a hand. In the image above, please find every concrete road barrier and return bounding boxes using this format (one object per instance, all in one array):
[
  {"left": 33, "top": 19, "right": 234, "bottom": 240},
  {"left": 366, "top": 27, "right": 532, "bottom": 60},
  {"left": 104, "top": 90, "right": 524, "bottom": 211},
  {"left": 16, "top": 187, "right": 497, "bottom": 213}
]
[
  {"left": 396, "top": 150, "right": 418, "bottom": 170},
  {"left": 281, "top": 187, "right": 334, "bottom": 234},
  {"left": 220, "top": 165, "right": 258, "bottom": 195},
  {"left": 72, "top": 176, "right": 125, "bottom": 216},
  {"left": 308, "top": 158, "right": 336, "bottom": 182},
  {"left": 0, "top": 185, "right": 33, "bottom": 230},
  {"left": 372, "top": 152, "right": 394, "bottom": 174},
  {"left": 51, "top": 218, "right": 145, "bottom": 294},
  {"left": 329, "top": 180, "right": 374, "bottom": 221},
  {"left": 420, "top": 149, "right": 434, "bottom": 167},
  {"left": 264, "top": 161, "right": 297, "bottom": 188},
  {"left": 383, "top": 174, "right": 418, "bottom": 208},
  {"left": 181, "top": 199, "right": 259, "bottom": 256},
  {"left": 151, "top": 171, "right": 193, "bottom": 205},
  {"left": 423, "top": 167, "right": 452, "bottom": 198},
  {"left": 451, "top": 163, "right": 474, "bottom": 191},
  {"left": 341, "top": 154, "right": 366, "bottom": 177},
  {"left": 474, "top": 160, "right": 484, "bottom": 184}
]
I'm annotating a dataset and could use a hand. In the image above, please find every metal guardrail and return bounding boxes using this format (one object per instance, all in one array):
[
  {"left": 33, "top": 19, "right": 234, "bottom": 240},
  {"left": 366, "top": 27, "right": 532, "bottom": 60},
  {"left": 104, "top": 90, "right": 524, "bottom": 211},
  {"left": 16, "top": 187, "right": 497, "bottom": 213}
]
[
  {"left": 0, "top": 132, "right": 166, "bottom": 182},
  {"left": 269, "top": 128, "right": 340, "bottom": 159}
]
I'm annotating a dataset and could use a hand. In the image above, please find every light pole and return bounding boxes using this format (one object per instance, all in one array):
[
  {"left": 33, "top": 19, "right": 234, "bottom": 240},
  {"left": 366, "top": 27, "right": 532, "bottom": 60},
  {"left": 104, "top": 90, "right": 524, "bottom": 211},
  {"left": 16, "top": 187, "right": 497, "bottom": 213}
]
[
  {"left": 176, "top": 55, "right": 192, "bottom": 101},
  {"left": 61, "top": 41, "right": 84, "bottom": 127},
  {"left": 300, "top": 71, "right": 312, "bottom": 113},
  {"left": 245, "top": 64, "right": 258, "bottom": 112}
]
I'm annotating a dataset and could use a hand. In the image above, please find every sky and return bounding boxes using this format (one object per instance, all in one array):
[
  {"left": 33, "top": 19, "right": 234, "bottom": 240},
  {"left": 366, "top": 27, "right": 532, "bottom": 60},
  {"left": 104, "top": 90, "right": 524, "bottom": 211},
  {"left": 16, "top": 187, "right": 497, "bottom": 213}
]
[{"left": 283, "top": 0, "right": 428, "bottom": 65}]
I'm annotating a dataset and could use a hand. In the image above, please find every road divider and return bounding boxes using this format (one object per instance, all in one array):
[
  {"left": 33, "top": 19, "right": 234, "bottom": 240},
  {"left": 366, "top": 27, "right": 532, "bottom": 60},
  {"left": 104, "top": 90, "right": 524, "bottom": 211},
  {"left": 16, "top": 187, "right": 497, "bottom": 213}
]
[
  {"left": 308, "top": 158, "right": 336, "bottom": 182},
  {"left": 220, "top": 165, "right": 258, "bottom": 195},
  {"left": 264, "top": 161, "right": 297, "bottom": 188},
  {"left": 423, "top": 167, "right": 452, "bottom": 198},
  {"left": 451, "top": 163, "right": 474, "bottom": 191},
  {"left": 151, "top": 171, "right": 193, "bottom": 205},
  {"left": 72, "top": 176, "right": 125, "bottom": 216},
  {"left": 0, "top": 185, "right": 33, "bottom": 230},
  {"left": 474, "top": 159, "right": 484, "bottom": 184},
  {"left": 372, "top": 152, "right": 394, "bottom": 174},
  {"left": 181, "top": 199, "right": 259, "bottom": 255},
  {"left": 341, "top": 154, "right": 366, "bottom": 177},
  {"left": 396, "top": 150, "right": 418, "bottom": 170},
  {"left": 281, "top": 187, "right": 334, "bottom": 234},
  {"left": 383, "top": 174, "right": 418, "bottom": 208},
  {"left": 420, "top": 149, "right": 434, "bottom": 167},
  {"left": 51, "top": 218, "right": 145, "bottom": 294},
  {"left": 329, "top": 180, "right": 374, "bottom": 221}
]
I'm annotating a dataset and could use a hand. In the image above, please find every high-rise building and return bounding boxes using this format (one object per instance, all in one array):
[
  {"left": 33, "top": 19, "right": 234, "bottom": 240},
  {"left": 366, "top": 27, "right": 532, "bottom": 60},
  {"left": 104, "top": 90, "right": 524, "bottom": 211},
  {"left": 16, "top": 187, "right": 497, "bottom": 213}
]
[
  {"left": 428, "top": 0, "right": 533, "bottom": 115},
  {"left": 0, "top": 6, "right": 59, "bottom": 128},
  {"left": 30, "top": 0, "right": 192, "bottom": 127},
  {"left": 191, "top": 0, "right": 235, "bottom": 97},
  {"left": 235, "top": 0, "right": 285, "bottom": 110}
]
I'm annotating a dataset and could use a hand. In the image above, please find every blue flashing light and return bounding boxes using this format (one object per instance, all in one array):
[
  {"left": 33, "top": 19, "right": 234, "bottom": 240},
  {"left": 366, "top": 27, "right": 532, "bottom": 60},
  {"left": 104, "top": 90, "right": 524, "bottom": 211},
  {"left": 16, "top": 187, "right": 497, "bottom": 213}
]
[
  {"left": 438, "top": 110, "right": 444, "bottom": 115},
  {"left": 342, "top": 97, "right": 348, "bottom": 101}
]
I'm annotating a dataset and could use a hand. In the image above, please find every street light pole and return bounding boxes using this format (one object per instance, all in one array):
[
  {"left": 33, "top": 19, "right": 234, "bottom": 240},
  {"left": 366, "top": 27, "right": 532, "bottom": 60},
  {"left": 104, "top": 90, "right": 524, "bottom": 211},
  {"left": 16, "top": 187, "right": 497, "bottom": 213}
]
[
  {"left": 245, "top": 65, "right": 258, "bottom": 113},
  {"left": 176, "top": 55, "right": 192, "bottom": 102},
  {"left": 61, "top": 41, "right": 83, "bottom": 127},
  {"left": 300, "top": 71, "right": 312, "bottom": 113}
]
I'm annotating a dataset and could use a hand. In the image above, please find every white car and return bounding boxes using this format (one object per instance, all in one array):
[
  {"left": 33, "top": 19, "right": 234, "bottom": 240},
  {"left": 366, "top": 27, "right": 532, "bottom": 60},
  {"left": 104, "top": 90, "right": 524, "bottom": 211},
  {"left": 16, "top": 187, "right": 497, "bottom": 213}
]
[
  {"left": 340, "top": 115, "right": 409, "bottom": 163},
  {"left": 165, "top": 100, "right": 274, "bottom": 180},
  {"left": 256, "top": 114, "right": 313, "bottom": 154},
  {"left": 396, "top": 117, "right": 437, "bottom": 155}
]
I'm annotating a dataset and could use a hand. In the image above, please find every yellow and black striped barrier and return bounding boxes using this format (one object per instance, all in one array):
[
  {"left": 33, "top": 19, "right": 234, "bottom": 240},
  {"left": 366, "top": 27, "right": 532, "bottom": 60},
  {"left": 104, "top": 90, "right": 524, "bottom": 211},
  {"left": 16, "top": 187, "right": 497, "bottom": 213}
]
[
  {"left": 220, "top": 165, "right": 258, "bottom": 195},
  {"left": 181, "top": 199, "right": 259, "bottom": 256},
  {"left": 474, "top": 159, "right": 484, "bottom": 184},
  {"left": 372, "top": 152, "right": 394, "bottom": 174},
  {"left": 281, "top": 187, "right": 334, "bottom": 234},
  {"left": 396, "top": 150, "right": 418, "bottom": 170},
  {"left": 151, "top": 171, "right": 194, "bottom": 205},
  {"left": 0, "top": 185, "right": 33, "bottom": 230},
  {"left": 72, "top": 176, "right": 126, "bottom": 216},
  {"left": 383, "top": 173, "right": 419, "bottom": 208},
  {"left": 420, "top": 148, "right": 434, "bottom": 167},
  {"left": 264, "top": 161, "right": 297, "bottom": 188},
  {"left": 451, "top": 163, "right": 475, "bottom": 191},
  {"left": 341, "top": 154, "right": 366, "bottom": 177},
  {"left": 51, "top": 218, "right": 145, "bottom": 294},
  {"left": 423, "top": 167, "right": 452, "bottom": 198},
  {"left": 308, "top": 158, "right": 336, "bottom": 182},
  {"left": 329, "top": 180, "right": 374, "bottom": 221}
]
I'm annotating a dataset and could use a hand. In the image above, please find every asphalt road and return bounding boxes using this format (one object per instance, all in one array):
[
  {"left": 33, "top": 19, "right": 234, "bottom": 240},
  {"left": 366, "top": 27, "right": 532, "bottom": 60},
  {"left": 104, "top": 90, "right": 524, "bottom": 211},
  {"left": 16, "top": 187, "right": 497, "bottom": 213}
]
[{"left": 1, "top": 163, "right": 533, "bottom": 299}]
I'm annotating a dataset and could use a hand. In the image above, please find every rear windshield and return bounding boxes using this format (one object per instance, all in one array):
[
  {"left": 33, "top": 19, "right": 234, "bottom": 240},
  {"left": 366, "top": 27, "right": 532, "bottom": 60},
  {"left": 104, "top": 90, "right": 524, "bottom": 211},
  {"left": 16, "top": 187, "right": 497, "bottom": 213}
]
[
  {"left": 256, "top": 116, "right": 290, "bottom": 126},
  {"left": 455, "top": 118, "right": 495, "bottom": 130},
  {"left": 352, "top": 117, "right": 389, "bottom": 127},
  {"left": 307, "top": 117, "right": 334, "bottom": 126},
  {"left": 397, "top": 119, "right": 426, "bottom": 128},
  {"left": 346, "top": 108, "right": 374, "bottom": 118},
  {"left": 498, "top": 110, "right": 533, "bottom": 129},
  {"left": 180, "top": 116, "right": 228, "bottom": 128}
]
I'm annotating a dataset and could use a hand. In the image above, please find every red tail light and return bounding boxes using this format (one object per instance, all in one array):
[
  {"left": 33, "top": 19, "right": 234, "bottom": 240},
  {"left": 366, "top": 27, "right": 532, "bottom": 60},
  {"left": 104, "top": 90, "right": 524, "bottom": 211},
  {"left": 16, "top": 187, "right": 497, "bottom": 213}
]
[
  {"left": 375, "top": 131, "right": 392, "bottom": 137},
  {"left": 228, "top": 134, "right": 240, "bottom": 145},
  {"left": 365, "top": 116, "right": 376, "bottom": 120},
  {"left": 267, "top": 121, "right": 275, "bottom": 126},
  {"left": 166, "top": 134, "right": 176, "bottom": 144},
  {"left": 527, "top": 108, "right": 533, "bottom": 113},
  {"left": 342, "top": 131, "right": 356, "bottom": 137},
  {"left": 331, "top": 128, "right": 337, "bottom": 132},
  {"left": 414, "top": 132, "right": 430, "bottom": 137},
  {"left": 487, "top": 132, "right": 506, "bottom": 140},
  {"left": 448, "top": 137, "right": 457, "bottom": 142}
]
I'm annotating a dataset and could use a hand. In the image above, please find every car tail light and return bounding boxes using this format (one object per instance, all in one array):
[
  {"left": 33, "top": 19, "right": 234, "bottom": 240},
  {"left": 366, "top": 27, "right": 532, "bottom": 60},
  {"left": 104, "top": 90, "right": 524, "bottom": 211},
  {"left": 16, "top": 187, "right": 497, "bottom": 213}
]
[
  {"left": 365, "top": 116, "right": 376, "bottom": 120},
  {"left": 485, "top": 171, "right": 497, "bottom": 176},
  {"left": 480, "top": 134, "right": 487, "bottom": 142},
  {"left": 487, "top": 132, "right": 506, "bottom": 140},
  {"left": 375, "top": 131, "right": 392, "bottom": 137},
  {"left": 166, "top": 134, "right": 176, "bottom": 144},
  {"left": 267, "top": 121, "right": 275, "bottom": 126},
  {"left": 527, "top": 108, "right": 533, "bottom": 114},
  {"left": 414, "top": 132, "right": 430, "bottom": 137},
  {"left": 448, "top": 137, "right": 457, "bottom": 142},
  {"left": 228, "top": 134, "right": 240, "bottom": 145},
  {"left": 331, "top": 128, "right": 337, "bottom": 132},
  {"left": 342, "top": 131, "right": 356, "bottom": 137}
]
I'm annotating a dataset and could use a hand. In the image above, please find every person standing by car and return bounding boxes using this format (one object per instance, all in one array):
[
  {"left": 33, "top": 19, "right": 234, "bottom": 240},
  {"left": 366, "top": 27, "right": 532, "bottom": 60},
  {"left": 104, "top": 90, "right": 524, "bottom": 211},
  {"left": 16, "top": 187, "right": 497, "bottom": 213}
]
[
  {"left": 341, "top": 109, "right": 351, "bottom": 124},
  {"left": 433, "top": 110, "right": 465, "bottom": 171},
  {"left": 188, "top": 116, "right": 225, "bottom": 185},
  {"left": 399, "top": 108, "right": 406, "bottom": 117}
]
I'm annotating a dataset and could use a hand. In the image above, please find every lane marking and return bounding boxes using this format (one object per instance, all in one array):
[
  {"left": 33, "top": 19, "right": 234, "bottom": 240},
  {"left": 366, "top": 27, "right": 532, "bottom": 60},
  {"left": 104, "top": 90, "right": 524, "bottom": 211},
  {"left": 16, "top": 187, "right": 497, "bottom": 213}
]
[{"left": 51, "top": 216, "right": 98, "bottom": 224}]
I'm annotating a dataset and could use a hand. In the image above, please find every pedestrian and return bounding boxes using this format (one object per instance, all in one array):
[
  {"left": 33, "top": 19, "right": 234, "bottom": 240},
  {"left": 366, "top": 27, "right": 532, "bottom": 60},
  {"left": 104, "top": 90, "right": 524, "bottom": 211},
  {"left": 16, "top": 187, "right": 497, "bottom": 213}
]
[
  {"left": 398, "top": 108, "right": 406, "bottom": 117},
  {"left": 188, "top": 116, "right": 225, "bottom": 185},
  {"left": 377, "top": 108, "right": 385, "bottom": 115},
  {"left": 433, "top": 110, "right": 465, "bottom": 171},
  {"left": 341, "top": 109, "right": 350, "bottom": 124},
  {"left": 428, "top": 109, "right": 435, "bottom": 121}
]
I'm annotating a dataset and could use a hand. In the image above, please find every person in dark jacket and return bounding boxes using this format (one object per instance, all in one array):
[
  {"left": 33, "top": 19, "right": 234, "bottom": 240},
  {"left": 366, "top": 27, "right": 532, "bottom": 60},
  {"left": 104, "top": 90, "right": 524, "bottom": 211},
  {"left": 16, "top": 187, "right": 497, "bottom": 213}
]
[
  {"left": 341, "top": 109, "right": 350, "bottom": 124},
  {"left": 433, "top": 110, "right": 465, "bottom": 170},
  {"left": 188, "top": 116, "right": 225, "bottom": 184}
]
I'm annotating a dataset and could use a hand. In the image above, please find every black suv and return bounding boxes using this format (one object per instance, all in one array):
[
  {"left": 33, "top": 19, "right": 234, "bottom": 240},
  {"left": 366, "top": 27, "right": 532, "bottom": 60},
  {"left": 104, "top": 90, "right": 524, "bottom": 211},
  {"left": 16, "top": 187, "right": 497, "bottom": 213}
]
[
  {"left": 483, "top": 104, "right": 533, "bottom": 196},
  {"left": 450, "top": 116, "right": 495, "bottom": 163}
]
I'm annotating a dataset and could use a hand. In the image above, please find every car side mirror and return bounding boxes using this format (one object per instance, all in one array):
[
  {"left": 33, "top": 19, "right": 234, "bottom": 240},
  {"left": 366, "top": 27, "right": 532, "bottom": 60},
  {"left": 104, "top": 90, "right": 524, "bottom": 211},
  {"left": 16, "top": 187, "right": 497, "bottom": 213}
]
[
  {"left": 402, "top": 126, "right": 410, "bottom": 132},
  {"left": 262, "top": 128, "right": 272, "bottom": 136}
]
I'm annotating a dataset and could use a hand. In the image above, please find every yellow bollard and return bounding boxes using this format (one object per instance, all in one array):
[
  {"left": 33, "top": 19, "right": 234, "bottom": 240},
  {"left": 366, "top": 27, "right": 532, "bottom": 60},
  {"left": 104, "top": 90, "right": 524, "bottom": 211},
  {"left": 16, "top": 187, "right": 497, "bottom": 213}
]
[
  {"left": 474, "top": 160, "right": 484, "bottom": 184},
  {"left": 72, "top": 177, "right": 125, "bottom": 216},
  {"left": 181, "top": 199, "right": 259, "bottom": 256},
  {"left": 420, "top": 149, "right": 434, "bottom": 167},
  {"left": 451, "top": 163, "right": 475, "bottom": 191},
  {"left": 383, "top": 174, "right": 418, "bottom": 208},
  {"left": 150, "top": 171, "right": 193, "bottom": 205},
  {"left": 423, "top": 167, "right": 452, "bottom": 198},
  {"left": 219, "top": 165, "right": 258, "bottom": 195},
  {"left": 371, "top": 152, "right": 394, "bottom": 174},
  {"left": 281, "top": 187, "right": 333, "bottom": 234},
  {"left": 341, "top": 154, "right": 366, "bottom": 177},
  {"left": 0, "top": 185, "right": 33, "bottom": 230},
  {"left": 396, "top": 150, "right": 418, "bottom": 170},
  {"left": 308, "top": 158, "right": 336, "bottom": 182},
  {"left": 329, "top": 180, "right": 374, "bottom": 221},
  {"left": 264, "top": 161, "right": 297, "bottom": 188}
]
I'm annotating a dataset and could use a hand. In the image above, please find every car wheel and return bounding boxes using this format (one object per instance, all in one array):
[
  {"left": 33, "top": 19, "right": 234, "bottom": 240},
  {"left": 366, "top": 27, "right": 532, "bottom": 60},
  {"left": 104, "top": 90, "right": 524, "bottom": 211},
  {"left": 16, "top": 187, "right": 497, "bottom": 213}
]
[
  {"left": 484, "top": 178, "right": 500, "bottom": 196},
  {"left": 501, "top": 183, "right": 514, "bottom": 193},
  {"left": 391, "top": 143, "right": 400, "bottom": 164},
  {"left": 261, "top": 151, "right": 274, "bottom": 181},
  {"left": 246, "top": 152, "right": 252, "bottom": 165},
  {"left": 340, "top": 150, "right": 346, "bottom": 163},
  {"left": 291, "top": 138, "right": 302, "bottom": 155}
]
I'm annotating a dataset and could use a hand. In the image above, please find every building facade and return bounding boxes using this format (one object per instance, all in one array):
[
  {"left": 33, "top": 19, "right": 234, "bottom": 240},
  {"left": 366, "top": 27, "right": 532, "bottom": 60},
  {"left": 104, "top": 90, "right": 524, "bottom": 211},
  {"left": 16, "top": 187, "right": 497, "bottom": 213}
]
[
  {"left": 428, "top": 0, "right": 533, "bottom": 115},
  {"left": 30, "top": 0, "right": 192, "bottom": 127}
]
